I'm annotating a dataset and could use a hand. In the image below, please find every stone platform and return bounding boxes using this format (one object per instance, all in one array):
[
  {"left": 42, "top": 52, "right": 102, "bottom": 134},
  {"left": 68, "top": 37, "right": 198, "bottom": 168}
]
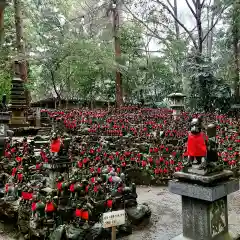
[
  {"left": 173, "top": 170, "right": 233, "bottom": 185},
  {"left": 169, "top": 172, "right": 239, "bottom": 240},
  {"left": 169, "top": 178, "right": 239, "bottom": 201}
]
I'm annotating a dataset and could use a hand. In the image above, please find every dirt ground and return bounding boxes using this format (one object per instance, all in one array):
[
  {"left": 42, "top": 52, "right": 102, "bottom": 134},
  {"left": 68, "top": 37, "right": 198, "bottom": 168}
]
[{"left": 1, "top": 185, "right": 240, "bottom": 240}]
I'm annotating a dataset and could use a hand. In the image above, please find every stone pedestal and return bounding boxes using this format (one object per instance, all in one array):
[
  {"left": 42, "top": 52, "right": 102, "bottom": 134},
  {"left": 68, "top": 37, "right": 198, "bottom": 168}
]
[{"left": 169, "top": 171, "right": 239, "bottom": 240}]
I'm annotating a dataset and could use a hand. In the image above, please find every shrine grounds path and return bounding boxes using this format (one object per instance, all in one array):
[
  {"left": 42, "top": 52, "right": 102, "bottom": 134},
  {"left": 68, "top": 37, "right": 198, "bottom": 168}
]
[{"left": 1, "top": 186, "right": 240, "bottom": 240}]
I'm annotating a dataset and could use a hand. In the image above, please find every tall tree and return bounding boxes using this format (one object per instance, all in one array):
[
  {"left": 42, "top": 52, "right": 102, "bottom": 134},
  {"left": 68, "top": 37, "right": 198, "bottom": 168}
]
[
  {"left": 0, "top": 0, "right": 6, "bottom": 45},
  {"left": 14, "top": 0, "right": 29, "bottom": 105},
  {"left": 232, "top": 0, "right": 240, "bottom": 101}
]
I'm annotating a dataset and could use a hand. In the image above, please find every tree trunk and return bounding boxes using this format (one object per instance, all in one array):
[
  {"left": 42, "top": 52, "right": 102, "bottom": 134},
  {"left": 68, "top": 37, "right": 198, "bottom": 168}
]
[
  {"left": 113, "top": 1, "right": 123, "bottom": 108},
  {"left": 232, "top": 0, "right": 240, "bottom": 101},
  {"left": 195, "top": 0, "right": 203, "bottom": 54},
  {"left": 0, "top": 0, "right": 6, "bottom": 45},
  {"left": 206, "top": 0, "right": 218, "bottom": 59},
  {"left": 14, "top": 0, "right": 30, "bottom": 106},
  {"left": 173, "top": 0, "right": 180, "bottom": 75}
]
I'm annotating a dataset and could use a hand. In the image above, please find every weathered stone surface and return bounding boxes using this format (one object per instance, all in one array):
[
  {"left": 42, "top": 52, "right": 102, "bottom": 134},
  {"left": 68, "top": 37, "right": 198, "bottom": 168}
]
[
  {"left": 181, "top": 196, "right": 229, "bottom": 240},
  {"left": 169, "top": 179, "right": 239, "bottom": 202},
  {"left": 173, "top": 170, "right": 233, "bottom": 185},
  {"left": 126, "top": 203, "right": 151, "bottom": 225}
]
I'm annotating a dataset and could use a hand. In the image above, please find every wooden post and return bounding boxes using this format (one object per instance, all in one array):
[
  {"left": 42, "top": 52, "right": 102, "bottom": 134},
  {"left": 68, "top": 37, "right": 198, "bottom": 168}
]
[{"left": 111, "top": 226, "right": 116, "bottom": 240}]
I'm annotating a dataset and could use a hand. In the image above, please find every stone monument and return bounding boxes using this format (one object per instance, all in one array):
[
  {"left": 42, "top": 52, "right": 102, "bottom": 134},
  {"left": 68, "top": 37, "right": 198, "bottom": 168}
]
[
  {"left": 169, "top": 121, "right": 239, "bottom": 240},
  {"left": 168, "top": 93, "right": 185, "bottom": 120},
  {"left": 9, "top": 60, "right": 29, "bottom": 128}
]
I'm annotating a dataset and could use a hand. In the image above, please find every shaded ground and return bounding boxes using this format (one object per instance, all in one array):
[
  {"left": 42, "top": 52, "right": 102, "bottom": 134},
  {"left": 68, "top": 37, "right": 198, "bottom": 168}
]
[{"left": 1, "top": 186, "right": 240, "bottom": 240}]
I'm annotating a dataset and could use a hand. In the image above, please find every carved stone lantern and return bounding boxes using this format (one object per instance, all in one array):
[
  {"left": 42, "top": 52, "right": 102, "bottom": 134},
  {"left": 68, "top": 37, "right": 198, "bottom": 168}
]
[
  {"left": 8, "top": 60, "right": 29, "bottom": 127},
  {"left": 167, "top": 92, "right": 185, "bottom": 119}
]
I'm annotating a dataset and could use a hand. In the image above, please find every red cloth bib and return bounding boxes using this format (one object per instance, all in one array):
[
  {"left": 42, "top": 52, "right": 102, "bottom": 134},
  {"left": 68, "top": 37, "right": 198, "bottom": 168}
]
[
  {"left": 69, "top": 184, "right": 75, "bottom": 192},
  {"left": 12, "top": 167, "right": 17, "bottom": 176},
  {"left": 50, "top": 139, "right": 61, "bottom": 153},
  {"left": 17, "top": 173, "right": 23, "bottom": 181},
  {"left": 75, "top": 209, "right": 82, "bottom": 217},
  {"left": 57, "top": 182, "right": 63, "bottom": 191},
  {"left": 187, "top": 132, "right": 208, "bottom": 157},
  {"left": 81, "top": 211, "right": 89, "bottom": 220},
  {"left": 21, "top": 192, "right": 28, "bottom": 200},
  {"left": 5, "top": 184, "right": 9, "bottom": 193},
  {"left": 45, "top": 202, "right": 55, "bottom": 212},
  {"left": 32, "top": 202, "right": 37, "bottom": 211},
  {"left": 106, "top": 199, "right": 113, "bottom": 208}
]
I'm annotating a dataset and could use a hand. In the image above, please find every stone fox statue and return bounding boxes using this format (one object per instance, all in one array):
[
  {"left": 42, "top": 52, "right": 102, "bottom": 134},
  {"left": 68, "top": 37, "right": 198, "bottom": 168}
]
[
  {"left": 186, "top": 118, "right": 218, "bottom": 169},
  {"left": 187, "top": 118, "right": 208, "bottom": 167}
]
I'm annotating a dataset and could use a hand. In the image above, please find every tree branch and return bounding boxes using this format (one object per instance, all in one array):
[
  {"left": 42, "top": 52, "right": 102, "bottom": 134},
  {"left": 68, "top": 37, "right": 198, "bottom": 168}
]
[
  {"left": 185, "top": 0, "right": 197, "bottom": 18},
  {"left": 154, "top": 0, "right": 198, "bottom": 49},
  {"left": 201, "top": 0, "right": 206, "bottom": 8},
  {"left": 166, "top": 0, "right": 174, "bottom": 11},
  {"left": 202, "top": 2, "right": 231, "bottom": 42},
  {"left": 122, "top": 2, "right": 170, "bottom": 42}
]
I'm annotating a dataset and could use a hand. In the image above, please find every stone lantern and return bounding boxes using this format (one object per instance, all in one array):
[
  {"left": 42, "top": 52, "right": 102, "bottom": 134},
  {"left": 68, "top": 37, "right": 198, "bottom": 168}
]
[
  {"left": 8, "top": 60, "right": 29, "bottom": 127},
  {"left": 167, "top": 93, "right": 185, "bottom": 119}
]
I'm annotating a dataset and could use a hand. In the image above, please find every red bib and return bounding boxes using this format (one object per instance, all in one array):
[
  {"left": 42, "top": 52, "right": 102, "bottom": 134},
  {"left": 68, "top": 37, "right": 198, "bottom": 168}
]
[
  {"left": 75, "top": 209, "right": 82, "bottom": 217},
  {"left": 45, "top": 202, "right": 55, "bottom": 212},
  {"left": 81, "top": 211, "right": 89, "bottom": 220},
  {"left": 50, "top": 139, "right": 61, "bottom": 153},
  {"left": 187, "top": 132, "right": 208, "bottom": 157},
  {"left": 70, "top": 184, "right": 75, "bottom": 192}
]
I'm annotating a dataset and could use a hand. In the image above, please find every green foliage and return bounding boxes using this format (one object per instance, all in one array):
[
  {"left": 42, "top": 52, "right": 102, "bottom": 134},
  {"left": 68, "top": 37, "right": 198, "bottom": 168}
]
[
  {"left": 0, "top": 5, "right": 15, "bottom": 99},
  {"left": 0, "top": 0, "right": 238, "bottom": 108}
]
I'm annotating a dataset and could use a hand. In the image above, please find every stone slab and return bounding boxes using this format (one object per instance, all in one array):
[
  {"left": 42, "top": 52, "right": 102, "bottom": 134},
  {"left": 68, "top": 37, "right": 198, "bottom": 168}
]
[
  {"left": 174, "top": 170, "right": 233, "bottom": 184},
  {"left": 172, "top": 232, "right": 233, "bottom": 240},
  {"left": 169, "top": 179, "right": 239, "bottom": 202}
]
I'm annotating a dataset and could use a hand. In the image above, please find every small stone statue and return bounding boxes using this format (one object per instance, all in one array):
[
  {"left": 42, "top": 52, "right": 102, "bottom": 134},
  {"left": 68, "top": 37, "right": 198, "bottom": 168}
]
[
  {"left": 185, "top": 118, "right": 221, "bottom": 175},
  {"left": 185, "top": 118, "right": 207, "bottom": 169},
  {"left": 45, "top": 196, "right": 57, "bottom": 220}
]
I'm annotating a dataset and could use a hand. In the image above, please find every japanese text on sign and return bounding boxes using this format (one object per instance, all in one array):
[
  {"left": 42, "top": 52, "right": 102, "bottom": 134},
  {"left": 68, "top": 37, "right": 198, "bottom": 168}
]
[{"left": 102, "top": 210, "right": 126, "bottom": 228}]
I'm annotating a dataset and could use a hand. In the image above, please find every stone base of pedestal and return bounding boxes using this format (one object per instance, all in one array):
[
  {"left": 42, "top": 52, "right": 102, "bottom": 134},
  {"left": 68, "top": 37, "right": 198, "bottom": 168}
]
[
  {"left": 169, "top": 178, "right": 239, "bottom": 240},
  {"left": 172, "top": 232, "right": 233, "bottom": 240},
  {"left": 9, "top": 110, "right": 29, "bottom": 128}
]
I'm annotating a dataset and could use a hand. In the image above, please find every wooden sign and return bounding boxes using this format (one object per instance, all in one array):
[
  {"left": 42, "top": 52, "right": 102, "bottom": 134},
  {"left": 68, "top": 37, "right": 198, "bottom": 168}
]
[{"left": 102, "top": 210, "right": 125, "bottom": 228}]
